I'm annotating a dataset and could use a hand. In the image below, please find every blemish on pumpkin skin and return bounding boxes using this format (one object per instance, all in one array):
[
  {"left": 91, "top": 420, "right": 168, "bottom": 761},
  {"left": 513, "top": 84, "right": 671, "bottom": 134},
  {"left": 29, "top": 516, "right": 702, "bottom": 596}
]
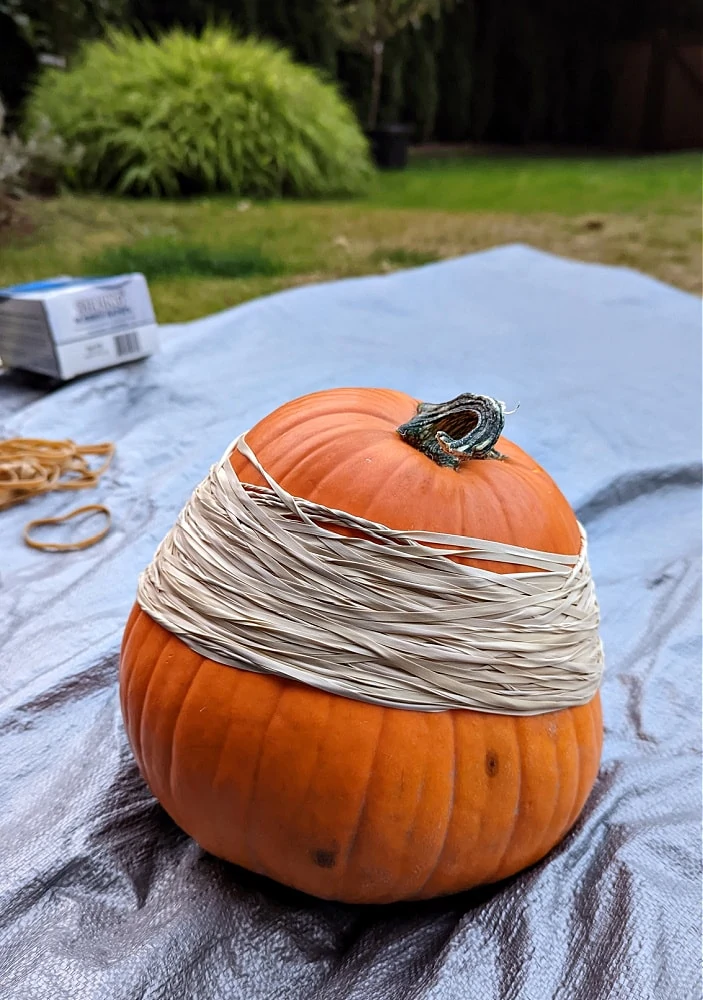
[
  {"left": 485, "top": 751, "right": 499, "bottom": 777},
  {"left": 312, "top": 849, "right": 337, "bottom": 869}
]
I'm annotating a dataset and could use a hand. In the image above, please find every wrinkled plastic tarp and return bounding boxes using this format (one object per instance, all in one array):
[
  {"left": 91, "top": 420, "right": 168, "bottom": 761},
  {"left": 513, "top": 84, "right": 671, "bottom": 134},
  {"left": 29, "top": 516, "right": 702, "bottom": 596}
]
[{"left": 0, "top": 246, "right": 701, "bottom": 1000}]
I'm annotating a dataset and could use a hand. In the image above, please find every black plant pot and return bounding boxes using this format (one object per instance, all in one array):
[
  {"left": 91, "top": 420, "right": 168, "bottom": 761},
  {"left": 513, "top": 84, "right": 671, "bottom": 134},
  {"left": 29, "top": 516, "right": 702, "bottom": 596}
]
[{"left": 367, "top": 124, "right": 414, "bottom": 170}]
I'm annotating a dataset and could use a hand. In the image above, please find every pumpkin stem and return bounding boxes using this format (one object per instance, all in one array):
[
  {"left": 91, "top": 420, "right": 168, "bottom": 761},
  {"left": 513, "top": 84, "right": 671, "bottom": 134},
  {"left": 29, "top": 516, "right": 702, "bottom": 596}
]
[{"left": 397, "top": 393, "right": 509, "bottom": 469}]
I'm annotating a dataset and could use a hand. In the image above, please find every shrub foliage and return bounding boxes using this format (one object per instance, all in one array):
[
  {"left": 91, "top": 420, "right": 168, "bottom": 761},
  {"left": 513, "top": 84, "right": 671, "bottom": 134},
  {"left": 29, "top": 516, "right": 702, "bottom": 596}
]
[{"left": 26, "top": 26, "right": 373, "bottom": 198}]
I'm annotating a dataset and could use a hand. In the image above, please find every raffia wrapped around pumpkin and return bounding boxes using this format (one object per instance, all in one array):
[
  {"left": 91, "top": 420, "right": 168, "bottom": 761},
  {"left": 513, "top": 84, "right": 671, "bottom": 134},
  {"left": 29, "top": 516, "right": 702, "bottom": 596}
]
[{"left": 120, "top": 389, "right": 604, "bottom": 904}]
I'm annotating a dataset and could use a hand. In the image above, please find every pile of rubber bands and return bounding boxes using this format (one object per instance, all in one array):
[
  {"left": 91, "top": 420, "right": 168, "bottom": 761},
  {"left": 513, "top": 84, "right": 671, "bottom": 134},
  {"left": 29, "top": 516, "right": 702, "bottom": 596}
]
[{"left": 0, "top": 438, "right": 114, "bottom": 552}]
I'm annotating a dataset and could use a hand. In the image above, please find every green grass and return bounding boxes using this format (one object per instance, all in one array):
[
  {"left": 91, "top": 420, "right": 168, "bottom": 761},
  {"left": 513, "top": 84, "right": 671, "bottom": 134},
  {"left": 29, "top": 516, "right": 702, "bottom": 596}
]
[
  {"left": 370, "top": 153, "right": 702, "bottom": 214},
  {"left": 1, "top": 153, "right": 700, "bottom": 324},
  {"left": 88, "top": 239, "right": 283, "bottom": 279}
]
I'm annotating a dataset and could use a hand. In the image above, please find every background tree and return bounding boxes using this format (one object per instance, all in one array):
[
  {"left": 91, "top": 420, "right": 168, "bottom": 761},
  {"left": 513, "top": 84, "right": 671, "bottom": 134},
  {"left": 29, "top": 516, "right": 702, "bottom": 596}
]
[{"left": 329, "top": 0, "right": 454, "bottom": 130}]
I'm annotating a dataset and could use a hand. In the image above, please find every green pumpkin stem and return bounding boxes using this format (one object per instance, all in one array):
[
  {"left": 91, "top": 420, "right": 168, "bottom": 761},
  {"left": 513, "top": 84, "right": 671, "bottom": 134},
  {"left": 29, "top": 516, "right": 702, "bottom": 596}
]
[{"left": 397, "top": 393, "right": 510, "bottom": 470}]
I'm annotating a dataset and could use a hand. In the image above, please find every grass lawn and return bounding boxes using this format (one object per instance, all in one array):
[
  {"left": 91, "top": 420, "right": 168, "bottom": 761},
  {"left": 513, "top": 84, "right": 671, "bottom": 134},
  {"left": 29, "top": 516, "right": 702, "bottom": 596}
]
[{"left": 1, "top": 153, "right": 700, "bottom": 324}]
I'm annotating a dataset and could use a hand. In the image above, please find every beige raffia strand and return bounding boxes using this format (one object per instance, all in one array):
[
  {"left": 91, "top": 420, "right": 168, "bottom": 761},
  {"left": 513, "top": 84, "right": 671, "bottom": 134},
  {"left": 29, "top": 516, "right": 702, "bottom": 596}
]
[
  {"left": 0, "top": 438, "right": 114, "bottom": 550},
  {"left": 137, "top": 434, "right": 604, "bottom": 715}
]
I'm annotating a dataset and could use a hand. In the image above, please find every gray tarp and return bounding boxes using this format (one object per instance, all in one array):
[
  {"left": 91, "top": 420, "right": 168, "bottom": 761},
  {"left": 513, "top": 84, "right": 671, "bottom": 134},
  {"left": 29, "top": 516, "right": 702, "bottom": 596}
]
[{"left": 0, "top": 245, "right": 700, "bottom": 1000}]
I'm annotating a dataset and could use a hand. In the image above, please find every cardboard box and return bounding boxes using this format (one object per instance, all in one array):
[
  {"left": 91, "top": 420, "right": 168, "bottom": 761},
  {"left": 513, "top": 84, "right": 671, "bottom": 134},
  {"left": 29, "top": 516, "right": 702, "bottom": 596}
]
[{"left": 0, "top": 273, "right": 159, "bottom": 380}]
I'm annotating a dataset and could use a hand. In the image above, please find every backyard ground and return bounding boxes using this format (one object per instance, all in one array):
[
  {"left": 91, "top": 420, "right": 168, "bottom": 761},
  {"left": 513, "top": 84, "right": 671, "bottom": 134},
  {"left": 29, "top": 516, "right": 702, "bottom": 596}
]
[{"left": 1, "top": 152, "right": 700, "bottom": 323}]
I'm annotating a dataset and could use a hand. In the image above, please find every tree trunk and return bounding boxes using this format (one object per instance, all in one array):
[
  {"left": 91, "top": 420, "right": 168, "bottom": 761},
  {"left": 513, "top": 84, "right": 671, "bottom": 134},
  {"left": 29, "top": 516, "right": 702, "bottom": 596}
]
[{"left": 368, "top": 41, "right": 384, "bottom": 130}]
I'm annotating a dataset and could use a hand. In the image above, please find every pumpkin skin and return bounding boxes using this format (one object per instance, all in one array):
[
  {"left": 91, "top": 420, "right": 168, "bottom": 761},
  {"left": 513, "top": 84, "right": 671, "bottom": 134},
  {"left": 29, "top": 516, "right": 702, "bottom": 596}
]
[{"left": 120, "top": 387, "right": 603, "bottom": 903}]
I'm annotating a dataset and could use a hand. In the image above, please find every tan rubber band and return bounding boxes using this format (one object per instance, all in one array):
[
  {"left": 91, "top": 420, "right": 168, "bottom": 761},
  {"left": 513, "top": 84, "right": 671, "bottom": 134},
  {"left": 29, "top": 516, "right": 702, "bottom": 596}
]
[
  {"left": 23, "top": 503, "right": 112, "bottom": 552},
  {"left": 137, "top": 433, "right": 604, "bottom": 715},
  {"left": 0, "top": 438, "right": 115, "bottom": 550}
]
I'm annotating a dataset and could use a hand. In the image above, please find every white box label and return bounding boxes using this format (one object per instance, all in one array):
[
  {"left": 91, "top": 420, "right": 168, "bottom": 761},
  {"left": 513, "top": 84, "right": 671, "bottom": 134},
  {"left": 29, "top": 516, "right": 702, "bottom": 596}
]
[{"left": 0, "top": 273, "right": 159, "bottom": 379}]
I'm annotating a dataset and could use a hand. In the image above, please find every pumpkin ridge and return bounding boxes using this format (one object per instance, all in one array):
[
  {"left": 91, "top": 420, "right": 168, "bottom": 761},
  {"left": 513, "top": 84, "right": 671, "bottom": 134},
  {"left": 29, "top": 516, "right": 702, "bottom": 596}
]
[
  {"left": 251, "top": 417, "right": 375, "bottom": 482},
  {"left": 242, "top": 687, "right": 287, "bottom": 879},
  {"left": 282, "top": 410, "right": 394, "bottom": 442},
  {"left": 414, "top": 711, "right": 456, "bottom": 898},
  {"left": 559, "top": 710, "right": 582, "bottom": 838},
  {"left": 534, "top": 718, "right": 563, "bottom": 864},
  {"left": 470, "top": 716, "right": 490, "bottom": 882},
  {"left": 357, "top": 389, "right": 416, "bottom": 423},
  {"left": 138, "top": 635, "right": 178, "bottom": 775},
  {"left": 294, "top": 427, "right": 391, "bottom": 490},
  {"left": 210, "top": 669, "right": 245, "bottom": 792},
  {"left": 137, "top": 627, "right": 177, "bottom": 780},
  {"left": 568, "top": 705, "right": 591, "bottom": 833},
  {"left": 259, "top": 388, "right": 411, "bottom": 441},
  {"left": 119, "top": 606, "right": 145, "bottom": 730},
  {"left": 254, "top": 687, "right": 335, "bottom": 885},
  {"left": 394, "top": 715, "right": 431, "bottom": 891},
  {"left": 166, "top": 653, "right": 206, "bottom": 810},
  {"left": 121, "top": 609, "right": 153, "bottom": 703},
  {"left": 489, "top": 718, "right": 523, "bottom": 882},
  {"left": 491, "top": 470, "right": 518, "bottom": 549},
  {"left": 463, "top": 715, "right": 490, "bottom": 890},
  {"left": 548, "top": 712, "right": 580, "bottom": 853},
  {"left": 279, "top": 438, "right": 392, "bottom": 512},
  {"left": 126, "top": 614, "right": 169, "bottom": 763},
  {"left": 452, "top": 469, "right": 501, "bottom": 559},
  {"left": 480, "top": 468, "right": 528, "bottom": 574},
  {"left": 122, "top": 603, "right": 140, "bottom": 652},
  {"left": 566, "top": 700, "right": 599, "bottom": 833},
  {"left": 283, "top": 693, "right": 333, "bottom": 821},
  {"left": 295, "top": 387, "right": 412, "bottom": 423},
  {"left": 339, "top": 710, "right": 387, "bottom": 894},
  {"left": 353, "top": 445, "right": 420, "bottom": 524},
  {"left": 453, "top": 467, "right": 472, "bottom": 548},
  {"left": 513, "top": 458, "right": 581, "bottom": 556}
]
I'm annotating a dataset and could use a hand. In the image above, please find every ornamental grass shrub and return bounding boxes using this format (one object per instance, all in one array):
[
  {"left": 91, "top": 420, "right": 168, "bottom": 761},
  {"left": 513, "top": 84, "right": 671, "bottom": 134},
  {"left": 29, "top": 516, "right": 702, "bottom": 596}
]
[{"left": 25, "top": 26, "right": 373, "bottom": 198}]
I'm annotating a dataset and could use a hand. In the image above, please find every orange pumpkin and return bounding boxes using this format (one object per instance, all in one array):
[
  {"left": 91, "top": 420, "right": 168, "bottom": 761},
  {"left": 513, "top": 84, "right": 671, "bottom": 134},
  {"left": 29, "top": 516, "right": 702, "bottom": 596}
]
[{"left": 120, "top": 388, "right": 602, "bottom": 903}]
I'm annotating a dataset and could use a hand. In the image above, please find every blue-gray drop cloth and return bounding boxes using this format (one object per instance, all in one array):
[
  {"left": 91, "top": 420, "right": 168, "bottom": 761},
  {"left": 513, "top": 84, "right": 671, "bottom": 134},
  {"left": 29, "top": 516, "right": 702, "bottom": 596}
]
[{"left": 0, "top": 245, "right": 700, "bottom": 1000}]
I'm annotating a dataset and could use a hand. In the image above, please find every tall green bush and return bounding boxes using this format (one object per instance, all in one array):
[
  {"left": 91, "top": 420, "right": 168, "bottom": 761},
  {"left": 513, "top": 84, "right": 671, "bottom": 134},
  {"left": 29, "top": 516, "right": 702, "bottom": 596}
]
[{"left": 25, "top": 26, "right": 373, "bottom": 198}]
